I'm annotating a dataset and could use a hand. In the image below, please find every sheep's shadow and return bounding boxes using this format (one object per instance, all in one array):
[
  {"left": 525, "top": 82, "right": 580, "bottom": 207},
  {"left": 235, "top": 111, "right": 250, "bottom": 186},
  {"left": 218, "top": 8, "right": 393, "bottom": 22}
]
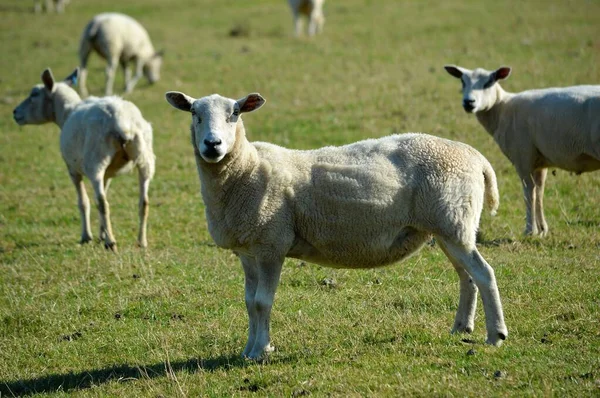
[{"left": 0, "top": 353, "right": 270, "bottom": 396}]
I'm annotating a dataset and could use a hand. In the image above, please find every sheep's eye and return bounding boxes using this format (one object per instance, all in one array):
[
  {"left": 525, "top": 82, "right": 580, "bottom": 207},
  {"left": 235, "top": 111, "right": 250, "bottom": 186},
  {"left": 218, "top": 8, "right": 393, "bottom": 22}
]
[
  {"left": 483, "top": 77, "right": 495, "bottom": 89},
  {"left": 232, "top": 109, "right": 239, "bottom": 117}
]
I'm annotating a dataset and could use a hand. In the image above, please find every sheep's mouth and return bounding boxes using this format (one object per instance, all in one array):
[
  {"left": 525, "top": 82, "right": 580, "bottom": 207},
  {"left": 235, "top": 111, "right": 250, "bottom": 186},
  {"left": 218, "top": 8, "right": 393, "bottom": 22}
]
[
  {"left": 201, "top": 149, "right": 225, "bottom": 163},
  {"left": 13, "top": 114, "right": 25, "bottom": 125},
  {"left": 462, "top": 104, "right": 475, "bottom": 113}
]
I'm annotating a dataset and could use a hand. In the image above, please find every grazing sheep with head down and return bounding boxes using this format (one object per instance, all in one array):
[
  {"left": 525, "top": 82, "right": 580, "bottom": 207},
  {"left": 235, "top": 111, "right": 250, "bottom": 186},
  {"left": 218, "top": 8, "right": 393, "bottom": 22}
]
[
  {"left": 165, "top": 91, "right": 508, "bottom": 360},
  {"left": 444, "top": 65, "right": 600, "bottom": 237},
  {"left": 13, "top": 68, "right": 155, "bottom": 251},
  {"left": 79, "top": 13, "right": 163, "bottom": 97},
  {"left": 34, "top": 0, "right": 69, "bottom": 13},
  {"left": 288, "top": 0, "right": 325, "bottom": 37}
]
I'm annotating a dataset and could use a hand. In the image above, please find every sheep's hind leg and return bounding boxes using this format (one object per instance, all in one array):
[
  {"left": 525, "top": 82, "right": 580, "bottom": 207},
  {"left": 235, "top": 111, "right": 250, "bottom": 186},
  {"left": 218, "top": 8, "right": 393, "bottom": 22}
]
[
  {"left": 104, "top": 57, "right": 118, "bottom": 96},
  {"left": 521, "top": 174, "right": 539, "bottom": 236},
  {"left": 438, "top": 242, "right": 478, "bottom": 334},
  {"left": 69, "top": 172, "right": 93, "bottom": 244},
  {"left": 136, "top": 167, "right": 151, "bottom": 248},
  {"left": 90, "top": 175, "right": 117, "bottom": 252},
  {"left": 533, "top": 168, "right": 549, "bottom": 237},
  {"left": 437, "top": 238, "right": 507, "bottom": 345},
  {"left": 245, "top": 257, "right": 284, "bottom": 360}
]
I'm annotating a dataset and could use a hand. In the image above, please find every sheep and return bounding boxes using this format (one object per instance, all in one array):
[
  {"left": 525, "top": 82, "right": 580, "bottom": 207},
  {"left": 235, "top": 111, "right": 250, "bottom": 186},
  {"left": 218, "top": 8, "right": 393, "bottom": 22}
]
[
  {"left": 13, "top": 67, "right": 155, "bottom": 252},
  {"left": 444, "top": 65, "right": 600, "bottom": 237},
  {"left": 34, "top": 0, "right": 69, "bottom": 13},
  {"left": 78, "top": 13, "right": 163, "bottom": 97},
  {"left": 165, "top": 91, "right": 508, "bottom": 360},
  {"left": 288, "top": 0, "right": 325, "bottom": 37}
]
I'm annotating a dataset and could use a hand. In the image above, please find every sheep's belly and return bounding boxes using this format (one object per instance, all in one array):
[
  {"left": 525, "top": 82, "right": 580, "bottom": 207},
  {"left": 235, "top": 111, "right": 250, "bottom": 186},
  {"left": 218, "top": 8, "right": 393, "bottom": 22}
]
[{"left": 287, "top": 227, "right": 430, "bottom": 269}]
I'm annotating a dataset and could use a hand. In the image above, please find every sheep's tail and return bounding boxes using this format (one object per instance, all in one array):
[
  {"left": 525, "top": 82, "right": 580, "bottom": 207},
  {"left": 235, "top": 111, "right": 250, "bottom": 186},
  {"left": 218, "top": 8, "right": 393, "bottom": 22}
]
[{"left": 482, "top": 157, "right": 499, "bottom": 216}]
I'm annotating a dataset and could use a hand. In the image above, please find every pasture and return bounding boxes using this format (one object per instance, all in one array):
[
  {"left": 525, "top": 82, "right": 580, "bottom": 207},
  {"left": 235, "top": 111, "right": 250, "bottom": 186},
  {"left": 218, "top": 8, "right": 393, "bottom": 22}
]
[{"left": 1, "top": 0, "right": 599, "bottom": 395}]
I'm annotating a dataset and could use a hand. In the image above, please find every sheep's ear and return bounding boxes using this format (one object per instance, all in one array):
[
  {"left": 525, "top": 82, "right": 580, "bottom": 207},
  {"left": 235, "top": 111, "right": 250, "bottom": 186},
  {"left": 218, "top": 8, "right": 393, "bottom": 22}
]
[
  {"left": 493, "top": 66, "right": 511, "bottom": 81},
  {"left": 237, "top": 93, "right": 265, "bottom": 113},
  {"left": 444, "top": 65, "right": 465, "bottom": 79},
  {"left": 41, "top": 68, "right": 55, "bottom": 91},
  {"left": 165, "top": 91, "right": 195, "bottom": 112},
  {"left": 64, "top": 68, "right": 79, "bottom": 87}
]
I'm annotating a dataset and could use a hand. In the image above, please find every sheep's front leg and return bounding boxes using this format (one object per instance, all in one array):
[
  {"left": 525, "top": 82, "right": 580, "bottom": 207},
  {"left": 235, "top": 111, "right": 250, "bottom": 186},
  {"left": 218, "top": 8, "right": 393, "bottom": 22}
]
[
  {"left": 90, "top": 176, "right": 117, "bottom": 252},
  {"left": 533, "top": 168, "right": 549, "bottom": 237},
  {"left": 244, "top": 256, "right": 284, "bottom": 360},
  {"left": 69, "top": 172, "right": 92, "bottom": 244},
  {"left": 121, "top": 61, "right": 132, "bottom": 94},
  {"left": 293, "top": 14, "right": 303, "bottom": 37},
  {"left": 125, "top": 59, "right": 144, "bottom": 94},
  {"left": 241, "top": 256, "right": 259, "bottom": 358},
  {"left": 438, "top": 239, "right": 507, "bottom": 346},
  {"left": 137, "top": 169, "right": 151, "bottom": 248},
  {"left": 439, "top": 243, "right": 478, "bottom": 334}
]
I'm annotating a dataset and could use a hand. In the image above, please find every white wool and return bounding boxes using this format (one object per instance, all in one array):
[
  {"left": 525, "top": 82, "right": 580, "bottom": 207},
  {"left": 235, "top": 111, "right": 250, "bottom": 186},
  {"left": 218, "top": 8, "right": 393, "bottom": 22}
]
[
  {"left": 445, "top": 64, "right": 600, "bottom": 236},
  {"left": 166, "top": 91, "right": 508, "bottom": 360},
  {"left": 13, "top": 68, "right": 155, "bottom": 251},
  {"left": 78, "top": 13, "right": 162, "bottom": 97}
]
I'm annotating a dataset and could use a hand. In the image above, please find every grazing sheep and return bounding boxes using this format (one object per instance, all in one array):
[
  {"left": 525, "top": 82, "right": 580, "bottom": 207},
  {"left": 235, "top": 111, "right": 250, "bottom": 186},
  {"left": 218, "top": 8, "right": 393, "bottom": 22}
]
[
  {"left": 78, "top": 13, "right": 163, "bottom": 97},
  {"left": 288, "top": 0, "right": 325, "bottom": 37},
  {"left": 444, "top": 65, "right": 600, "bottom": 236},
  {"left": 34, "top": 0, "right": 69, "bottom": 13},
  {"left": 165, "top": 91, "right": 508, "bottom": 360},
  {"left": 13, "top": 68, "right": 155, "bottom": 251}
]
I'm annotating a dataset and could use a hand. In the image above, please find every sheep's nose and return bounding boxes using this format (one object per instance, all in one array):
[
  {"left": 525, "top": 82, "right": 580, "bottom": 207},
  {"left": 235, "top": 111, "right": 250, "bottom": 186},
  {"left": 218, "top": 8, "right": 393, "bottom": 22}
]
[
  {"left": 204, "top": 138, "right": 222, "bottom": 148},
  {"left": 463, "top": 99, "right": 475, "bottom": 106}
]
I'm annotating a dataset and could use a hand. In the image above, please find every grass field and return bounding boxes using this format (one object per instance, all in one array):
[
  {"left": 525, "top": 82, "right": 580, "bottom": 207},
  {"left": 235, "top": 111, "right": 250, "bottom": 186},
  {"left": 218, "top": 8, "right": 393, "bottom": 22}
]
[{"left": 1, "top": 0, "right": 599, "bottom": 396}]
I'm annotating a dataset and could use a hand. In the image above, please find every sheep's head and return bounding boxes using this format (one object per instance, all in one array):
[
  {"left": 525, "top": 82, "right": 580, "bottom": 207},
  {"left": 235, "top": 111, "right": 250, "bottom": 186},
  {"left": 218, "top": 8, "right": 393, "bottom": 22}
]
[
  {"left": 144, "top": 52, "right": 163, "bottom": 84},
  {"left": 165, "top": 92, "right": 265, "bottom": 163},
  {"left": 13, "top": 68, "right": 78, "bottom": 125},
  {"left": 444, "top": 65, "right": 511, "bottom": 113}
]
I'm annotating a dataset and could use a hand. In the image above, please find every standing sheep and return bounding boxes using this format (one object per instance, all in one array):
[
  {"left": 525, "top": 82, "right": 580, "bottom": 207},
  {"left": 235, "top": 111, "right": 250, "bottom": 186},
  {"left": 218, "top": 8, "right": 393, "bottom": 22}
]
[
  {"left": 165, "top": 91, "right": 508, "bottom": 360},
  {"left": 288, "top": 0, "right": 325, "bottom": 37},
  {"left": 34, "top": 0, "right": 69, "bottom": 13},
  {"left": 444, "top": 65, "right": 600, "bottom": 236},
  {"left": 78, "top": 13, "right": 163, "bottom": 97},
  {"left": 13, "top": 68, "right": 155, "bottom": 251}
]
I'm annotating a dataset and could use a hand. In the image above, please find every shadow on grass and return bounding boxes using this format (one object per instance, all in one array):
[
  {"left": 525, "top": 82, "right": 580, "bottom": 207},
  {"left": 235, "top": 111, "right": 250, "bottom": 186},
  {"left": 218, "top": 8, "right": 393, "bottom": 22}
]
[{"left": 0, "top": 353, "right": 255, "bottom": 396}]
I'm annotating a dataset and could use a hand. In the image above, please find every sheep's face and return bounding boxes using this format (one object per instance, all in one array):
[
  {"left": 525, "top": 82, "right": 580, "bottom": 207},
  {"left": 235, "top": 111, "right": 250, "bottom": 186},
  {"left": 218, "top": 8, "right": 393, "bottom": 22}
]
[
  {"left": 444, "top": 65, "right": 511, "bottom": 113},
  {"left": 144, "top": 54, "right": 163, "bottom": 84},
  {"left": 165, "top": 92, "right": 266, "bottom": 164},
  {"left": 13, "top": 68, "right": 79, "bottom": 125},
  {"left": 13, "top": 84, "right": 54, "bottom": 125}
]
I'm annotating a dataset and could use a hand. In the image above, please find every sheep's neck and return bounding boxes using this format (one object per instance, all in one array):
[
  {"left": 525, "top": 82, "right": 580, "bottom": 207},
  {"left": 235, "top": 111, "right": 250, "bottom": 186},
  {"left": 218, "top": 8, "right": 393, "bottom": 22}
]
[
  {"left": 52, "top": 87, "right": 82, "bottom": 128},
  {"left": 475, "top": 85, "right": 513, "bottom": 137},
  {"left": 197, "top": 121, "right": 259, "bottom": 206}
]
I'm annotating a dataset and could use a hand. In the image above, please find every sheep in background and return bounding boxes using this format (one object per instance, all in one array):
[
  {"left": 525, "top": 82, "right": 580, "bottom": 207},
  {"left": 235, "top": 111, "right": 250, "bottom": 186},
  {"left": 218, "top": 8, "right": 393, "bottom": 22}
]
[
  {"left": 165, "top": 91, "right": 508, "bottom": 360},
  {"left": 288, "top": 0, "right": 325, "bottom": 37},
  {"left": 13, "top": 68, "right": 155, "bottom": 251},
  {"left": 444, "top": 65, "right": 600, "bottom": 237},
  {"left": 78, "top": 13, "right": 163, "bottom": 97},
  {"left": 34, "top": 0, "right": 69, "bottom": 13}
]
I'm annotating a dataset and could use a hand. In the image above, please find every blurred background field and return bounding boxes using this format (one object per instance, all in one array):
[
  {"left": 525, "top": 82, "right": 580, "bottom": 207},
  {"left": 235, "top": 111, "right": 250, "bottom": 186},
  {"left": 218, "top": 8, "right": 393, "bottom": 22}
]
[{"left": 0, "top": 0, "right": 599, "bottom": 396}]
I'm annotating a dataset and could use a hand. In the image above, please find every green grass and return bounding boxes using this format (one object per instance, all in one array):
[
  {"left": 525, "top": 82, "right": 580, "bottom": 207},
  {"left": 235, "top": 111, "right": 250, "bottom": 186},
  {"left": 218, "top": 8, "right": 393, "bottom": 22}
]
[{"left": 1, "top": 0, "right": 599, "bottom": 396}]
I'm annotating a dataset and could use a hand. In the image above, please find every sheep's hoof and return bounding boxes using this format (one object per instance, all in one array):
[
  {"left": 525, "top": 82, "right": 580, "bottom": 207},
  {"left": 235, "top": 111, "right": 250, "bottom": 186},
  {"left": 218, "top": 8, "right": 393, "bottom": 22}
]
[
  {"left": 452, "top": 324, "right": 474, "bottom": 334},
  {"left": 104, "top": 241, "right": 118, "bottom": 253},
  {"left": 486, "top": 332, "right": 507, "bottom": 346},
  {"left": 80, "top": 236, "right": 93, "bottom": 245},
  {"left": 137, "top": 240, "right": 148, "bottom": 249}
]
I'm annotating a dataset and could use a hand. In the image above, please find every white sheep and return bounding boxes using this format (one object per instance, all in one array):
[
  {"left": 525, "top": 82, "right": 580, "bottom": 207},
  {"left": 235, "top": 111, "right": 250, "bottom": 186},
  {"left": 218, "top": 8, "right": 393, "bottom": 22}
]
[
  {"left": 288, "top": 0, "right": 325, "bottom": 37},
  {"left": 444, "top": 65, "right": 600, "bottom": 237},
  {"left": 34, "top": 0, "right": 69, "bottom": 13},
  {"left": 13, "top": 68, "right": 155, "bottom": 251},
  {"left": 78, "top": 13, "right": 163, "bottom": 97},
  {"left": 165, "top": 91, "right": 508, "bottom": 360}
]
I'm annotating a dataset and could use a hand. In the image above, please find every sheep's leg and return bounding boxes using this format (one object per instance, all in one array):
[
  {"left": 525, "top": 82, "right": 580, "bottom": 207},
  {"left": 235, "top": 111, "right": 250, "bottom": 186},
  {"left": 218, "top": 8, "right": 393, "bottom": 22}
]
[
  {"left": 137, "top": 169, "right": 151, "bottom": 248},
  {"left": 533, "top": 168, "right": 549, "bottom": 237},
  {"left": 125, "top": 59, "right": 143, "bottom": 94},
  {"left": 98, "top": 177, "right": 112, "bottom": 242},
  {"left": 245, "top": 257, "right": 283, "bottom": 360},
  {"left": 69, "top": 172, "right": 93, "bottom": 244},
  {"left": 293, "top": 14, "right": 303, "bottom": 37},
  {"left": 121, "top": 61, "right": 131, "bottom": 94},
  {"left": 90, "top": 176, "right": 117, "bottom": 252},
  {"left": 308, "top": 9, "right": 322, "bottom": 36},
  {"left": 104, "top": 57, "right": 118, "bottom": 96},
  {"left": 521, "top": 173, "right": 538, "bottom": 236},
  {"left": 240, "top": 255, "right": 259, "bottom": 358},
  {"left": 437, "top": 238, "right": 507, "bottom": 345},
  {"left": 438, "top": 242, "right": 478, "bottom": 334},
  {"left": 44, "top": 0, "right": 53, "bottom": 12},
  {"left": 55, "top": 0, "right": 65, "bottom": 13}
]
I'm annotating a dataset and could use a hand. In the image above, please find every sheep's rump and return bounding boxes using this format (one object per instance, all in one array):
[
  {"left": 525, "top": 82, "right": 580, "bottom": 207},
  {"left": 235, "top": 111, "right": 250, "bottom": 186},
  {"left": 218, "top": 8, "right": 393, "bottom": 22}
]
[{"left": 257, "top": 133, "right": 491, "bottom": 268}]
